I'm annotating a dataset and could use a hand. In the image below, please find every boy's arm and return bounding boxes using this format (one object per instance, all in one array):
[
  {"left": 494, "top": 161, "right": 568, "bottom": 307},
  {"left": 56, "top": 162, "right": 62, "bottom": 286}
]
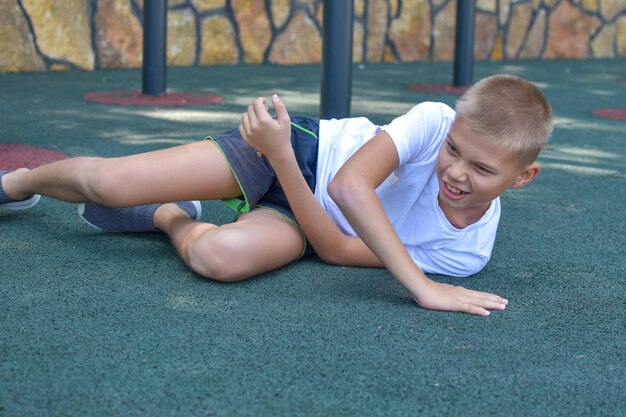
[
  {"left": 240, "top": 95, "right": 383, "bottom": 268},
  {"left": 328, "top": 124, "right": 508, "bottom": 316}
]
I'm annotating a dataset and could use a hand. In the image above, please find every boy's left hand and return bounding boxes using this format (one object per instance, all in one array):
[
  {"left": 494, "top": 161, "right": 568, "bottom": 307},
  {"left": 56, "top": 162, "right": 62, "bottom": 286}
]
[
  {"left": 412, "top": 279, "right": 508, "bottom": 316},
  {"left": 239, "top": 95, "right": 292, "bottom": 161}
]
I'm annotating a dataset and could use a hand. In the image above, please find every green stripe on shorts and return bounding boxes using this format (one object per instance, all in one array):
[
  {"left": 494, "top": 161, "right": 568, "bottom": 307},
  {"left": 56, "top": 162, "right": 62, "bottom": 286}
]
[
  {"left": 290, "top": 121, "right": 318, "bottom": 139},
  {"left": 204, "top": 136, "right": 251, "bottom": 214}
]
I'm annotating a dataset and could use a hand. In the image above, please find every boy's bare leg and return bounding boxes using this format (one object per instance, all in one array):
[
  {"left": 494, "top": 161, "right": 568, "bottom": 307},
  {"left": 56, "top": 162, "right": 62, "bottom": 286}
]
[
  {"left": 154, "top": 206, "right": 304, "bottom": 282},
  {"left": 2, "top": 140, "right": 302, "bottom": 281},
  {"left": 1, "top": 141, "right": 240, "bottom": 206}
]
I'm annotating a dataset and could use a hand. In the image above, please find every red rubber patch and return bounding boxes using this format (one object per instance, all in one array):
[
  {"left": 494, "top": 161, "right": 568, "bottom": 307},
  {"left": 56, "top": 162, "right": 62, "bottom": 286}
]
[
  {"left": 592, "top": 108, "right": 626, "bottom": 121},
  {"left": 84, "top": 90, "right": 224, "bottom": 107},
  {"left": 406, "top": 83, "right": 468, "bottom": 95},
  {"left": 0, "top": 144, "right": 68, "bottom": 170}
]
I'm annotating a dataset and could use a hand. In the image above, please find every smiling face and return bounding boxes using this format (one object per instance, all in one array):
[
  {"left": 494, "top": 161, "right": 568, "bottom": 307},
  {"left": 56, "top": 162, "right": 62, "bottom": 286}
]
[{"left": 436, "top": 116, "right": 539, "bottom": 228}]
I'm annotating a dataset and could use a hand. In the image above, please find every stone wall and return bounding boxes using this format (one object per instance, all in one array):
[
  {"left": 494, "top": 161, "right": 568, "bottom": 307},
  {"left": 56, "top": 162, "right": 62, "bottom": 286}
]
[{"left": 1, "top": 0, "right": 624, "bottom": 73}]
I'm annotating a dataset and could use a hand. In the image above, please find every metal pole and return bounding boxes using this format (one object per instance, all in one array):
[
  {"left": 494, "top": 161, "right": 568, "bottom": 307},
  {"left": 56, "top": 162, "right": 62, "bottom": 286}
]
[
  {"left": 320, "top": 0, "right": 354, "bottom": 119},
  {"left": 142, "top": 0, "right": 167, "bottom": 96},
  {"left": 453, "top": 0, "right": 475, "bottom": 87}
]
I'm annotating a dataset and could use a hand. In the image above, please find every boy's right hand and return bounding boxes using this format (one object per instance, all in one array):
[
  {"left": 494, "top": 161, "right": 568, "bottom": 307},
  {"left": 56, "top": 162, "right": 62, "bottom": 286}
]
[
  {"left": 412, "top": 279, "right": 508, "bottom": 316},
  {"left": 239, "top": 95, "right": 292, "bottom": 162}
]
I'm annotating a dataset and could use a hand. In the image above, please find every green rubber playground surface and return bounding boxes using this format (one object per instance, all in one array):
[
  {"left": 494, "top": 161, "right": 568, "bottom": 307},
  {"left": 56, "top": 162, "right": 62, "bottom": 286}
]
[{"left": 1, "top": 59, "right": 625, "bottom": 416}]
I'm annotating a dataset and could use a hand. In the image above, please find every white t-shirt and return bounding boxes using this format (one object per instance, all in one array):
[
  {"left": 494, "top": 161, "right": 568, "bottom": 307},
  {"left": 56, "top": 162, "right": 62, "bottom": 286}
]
[{"left": 314, "top": 101, "right": 500, "bottom": 277}]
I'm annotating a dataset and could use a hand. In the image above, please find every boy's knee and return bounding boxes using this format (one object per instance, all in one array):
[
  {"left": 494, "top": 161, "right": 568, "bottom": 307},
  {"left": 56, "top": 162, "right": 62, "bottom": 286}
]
[
  {"left": 80, "top": 158, "right": 128, "bottom": 207},
  {"left": 186, "top": 229, "right": 251, "bottom": 283}
]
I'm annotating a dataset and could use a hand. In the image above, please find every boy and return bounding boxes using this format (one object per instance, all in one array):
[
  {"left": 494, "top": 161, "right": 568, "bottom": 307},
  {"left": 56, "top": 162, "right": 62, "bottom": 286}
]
[{"left": 0, "top": 74, "right": 552, "bottom": 316}]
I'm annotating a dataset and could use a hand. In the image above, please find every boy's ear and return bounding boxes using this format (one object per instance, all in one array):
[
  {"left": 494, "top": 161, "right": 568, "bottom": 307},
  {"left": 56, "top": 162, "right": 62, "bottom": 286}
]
[{"left": 510, "top": 163, "right": 540, "bottom": 189}]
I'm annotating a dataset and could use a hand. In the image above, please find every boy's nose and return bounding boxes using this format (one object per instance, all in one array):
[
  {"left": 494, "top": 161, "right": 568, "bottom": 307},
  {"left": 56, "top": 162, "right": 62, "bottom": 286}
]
[{"left": 447, "top": 161, "right": 468, "bottom": 182}]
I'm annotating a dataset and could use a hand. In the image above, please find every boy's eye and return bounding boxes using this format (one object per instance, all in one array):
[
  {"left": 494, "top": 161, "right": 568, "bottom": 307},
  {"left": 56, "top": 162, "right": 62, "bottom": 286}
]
[
  {"left": 475, "top": 165, "right": 491, "bottom": 174},
  {"left": 446, "top": 141, "right": 457, "bottom": 154}
]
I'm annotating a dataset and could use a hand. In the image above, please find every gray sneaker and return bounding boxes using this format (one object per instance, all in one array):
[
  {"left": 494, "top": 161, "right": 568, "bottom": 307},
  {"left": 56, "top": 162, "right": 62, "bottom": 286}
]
[
  {"left": 0, "top": 170, "right": 41, "bottom": 210},
  {"left": 77, "top": 201, "right": 201, "bottom": 232}
]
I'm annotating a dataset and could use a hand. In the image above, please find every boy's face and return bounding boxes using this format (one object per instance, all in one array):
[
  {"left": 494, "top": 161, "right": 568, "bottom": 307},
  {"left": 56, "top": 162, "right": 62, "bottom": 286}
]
[{"left": 436, "top": 116, "right": 539, "bottom": 226}]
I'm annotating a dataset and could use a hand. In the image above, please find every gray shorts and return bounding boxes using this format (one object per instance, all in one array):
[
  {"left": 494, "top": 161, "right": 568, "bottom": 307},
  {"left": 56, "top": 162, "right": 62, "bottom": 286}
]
[{"left": 206, "top": 115, "right": 319, "bottom": 257}]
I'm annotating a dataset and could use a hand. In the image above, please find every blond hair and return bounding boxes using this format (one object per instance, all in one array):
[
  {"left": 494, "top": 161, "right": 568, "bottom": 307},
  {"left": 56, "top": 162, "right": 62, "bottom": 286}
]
[{"left": 456, "top": 74, "right": 553, "bottom": 166}]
